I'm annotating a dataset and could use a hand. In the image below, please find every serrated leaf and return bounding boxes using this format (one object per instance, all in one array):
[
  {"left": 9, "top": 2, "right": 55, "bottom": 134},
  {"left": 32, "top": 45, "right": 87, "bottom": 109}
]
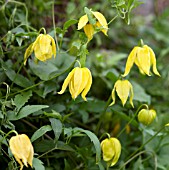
[
  {"left": 7, "top": 105, "right": 49, "bottom": 120},
  {"left": 14, "top": 90, "right": 32, "bottom": 111},
  {"left": 73, "top": 127, "right": 101, "bottom": 163},
  {"left": 49, "top": 118, "right": 62, "bottom": 141},
  {"left": 63, "top": 19, "right": 78, "bottom": 31},
  {"left": 31, "top": 125, "right": 52, "bottom": 142},
  {"left": 33, "top": 158, "right": 45, "bottom": 170}
]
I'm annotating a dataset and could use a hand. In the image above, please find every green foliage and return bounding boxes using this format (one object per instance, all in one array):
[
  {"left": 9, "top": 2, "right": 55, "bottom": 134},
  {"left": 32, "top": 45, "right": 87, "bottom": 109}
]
[{"left": 0, "top": 0, "right": 169, "bottom": 170}]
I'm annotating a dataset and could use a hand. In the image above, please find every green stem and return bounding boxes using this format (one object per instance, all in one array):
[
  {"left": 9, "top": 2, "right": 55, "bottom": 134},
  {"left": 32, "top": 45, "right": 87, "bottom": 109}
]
[
  {"left": 127, "top": 126, "right": 165, "bottom": 160},
  {"left": 119, "top": 150, "right": 156, "bottom": 170},
  {"left": 52, "top": 0, "right": 60, "bottom": 52},
  {"left": 96, "top": 95, "right": 112, "bottom": 134},
  {"left": 6, "top": 0, "right": 29, "bottom": 32},
  {"left": 117, "top": 104, "right": 149, "bottom": 137},
  {"left": 10, "top": 61, "right": 25, "bottom": 90},
  {"left": 39, "top": 27, "right": 46, "bottom": 34},
  {"left": 1, "top": 59, "right": 76, "bottom": 99},
  {"left": 0, "top": 130, "right": 18, "bottom": 143},
  {"left": 108, "top": 15, "right": 118, "bottom": 25}
]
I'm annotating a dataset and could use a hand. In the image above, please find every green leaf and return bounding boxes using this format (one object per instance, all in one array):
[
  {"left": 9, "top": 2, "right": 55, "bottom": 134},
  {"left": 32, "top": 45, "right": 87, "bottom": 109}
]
[
  {"left": 131, "top": 81, "right": 151, "bottom": 104},
  {"left": 56, "top": 141, "right": 75, "bottom": 152},
  {"left": 84, "top": 7, "right": 96, "bottom": 25},
  {"left": 7, "top": 105, "right": 49, "bottom": 120},
  {"left": 33, "top": 158, "right": 45, "bottom": 170},
  {"left": 63, "top": 19, "right": 77, "bottom": 31},
  {"left": 31, "top": 125, "right": 52, "bottom": 142},
  {"left": 44, "top": 110, "right": 62, "bottom": 120},
  {"left": 4, "top": 69, "right": 33, "bottom": 88},
  {"left": 73, "top": 127, "right": 101, "bottom": 163},
  {"left": 49, "top": 118, "right": 62, "bottom": 141},
  {"left": 13, "top": 90, "right": 32, "bottom": 111},
  {"left": 29, "top": 59, "right": 58, "bottom": 80}
]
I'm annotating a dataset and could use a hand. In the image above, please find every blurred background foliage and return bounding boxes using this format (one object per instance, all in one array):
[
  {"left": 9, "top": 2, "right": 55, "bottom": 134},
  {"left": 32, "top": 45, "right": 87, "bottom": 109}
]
[{"left": 0, "top": 0, "right": 169, "bottom": 169}]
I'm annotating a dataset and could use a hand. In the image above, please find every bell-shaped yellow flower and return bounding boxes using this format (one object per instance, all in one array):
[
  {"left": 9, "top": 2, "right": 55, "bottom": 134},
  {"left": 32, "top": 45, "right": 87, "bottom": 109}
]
[
  {"left": 122, "top": 45, "right": 160, "bottom": 77},
  {"left": 78, "top": 10, "right": 108, "bottom": 40},
  {"left": 110, "top": 79, "right": 134, "bottom": 107},
  {"left": 138, "top": 109, "right": 156, "bottom": 125},
  {"left": 24, "top": 33, "right": 56, "bottom": 65},
  {"left": 9, "top": 134, "right": 34, "bottom": 170},
  {"left": 101, "top": 137, "right": 121, "bottom": 167},
  {"left": 58, "top": 67, "right": 92, "bottom": 101}
]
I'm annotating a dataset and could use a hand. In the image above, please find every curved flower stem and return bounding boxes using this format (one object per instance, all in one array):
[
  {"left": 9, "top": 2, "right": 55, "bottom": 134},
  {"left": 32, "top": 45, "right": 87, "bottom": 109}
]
[
  {"left": 127, "top": 126, "right": 165, "bottom": 161},
  {"left": 107, "top": 15, "right": 118, "bottom": 25},
  {"left": 96, "top": 94, "right": 112, "bottom": 134},
  {"left": 75, "top": 60, "right": 81, "bottom": 68},
  {"left": 119, "top": 150, "right": 157, "bottom": 170},
  {"left": 52, "top": 0, "right": 59, "bottom": 52},
  {"left": 4, "top": 0, "right": 29, "bottom": 32},
  {"left": 99, "top": 132, "right": 110, "bottom": 140},
  {"left": 117, "top": 104, "right": 149, "bottom": 137},
  {"left": 39, "top": 27, "right": 46, "bottom": 34},
  {"left": 0, "top": 130, "right": 18, "bottom": 144}
]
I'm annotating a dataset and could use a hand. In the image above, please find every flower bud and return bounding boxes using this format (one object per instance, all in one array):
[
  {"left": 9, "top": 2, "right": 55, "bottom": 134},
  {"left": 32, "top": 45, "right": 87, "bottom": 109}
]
[
  {"left": 101, "top": 137, "right": 121, "bottom": 167},
  {"left": 138, "top": 109, "right": 156, "bottom": 125},
  {"left": 9, "top": 134, "right": 34, "bottom": 170}
]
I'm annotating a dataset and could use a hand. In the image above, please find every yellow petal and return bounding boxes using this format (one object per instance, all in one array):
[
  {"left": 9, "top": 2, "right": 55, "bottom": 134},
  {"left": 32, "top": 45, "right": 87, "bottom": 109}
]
[
  {"left": 78, "top": 14, "right": 88, "bottom": 30},
  {"left": 128, "top": 81, "right": 134, "bottom": 108},
  {"left": 47, "top": 34, "right": 56, "bottom": 58},
  {"left": 39, "top": 34, "right": 51, "bottom": 55},
  {"left": 136, "top": 46, "right": 151, "bottom": 76},
  {"left": 95, "top": 21, "right": 108, "bottom": 36},
  {"left": 75, "top": 68, "right": 89, "bottom": 97},
  {"left": 9, "top": 134, "right": 34, "bottom": 169},
  {"left": 101, "top": 138, "right": 115, "bottom": 162},
  {"left": 69, "top": 80, "right": 75, "bottom": 99},
  {"left": 147, "top": 45, "right": 160, "bottom": 76},
  {"left": 73, "top": 67, "right": 83, "bottom": 99},
  {"left": 81, "top": 68, "right": 92, "bottom": 101},
  {"left": 92, "top": 11, "right": 108, "bottom": 36},
  {"left": 110, "top": 138, "right": 121, "bottom": 167},
  {"left": 34, "top": 43, "right": 44, "bottom": 61},
  {"left": 24, "top": 43, "right": 34, "bottom": 65},
  {"left": 109, "top": 88, "right": 116, "bottom": 106},
  {"left": 84, "top": 24, "right": 94, "bottom": 41},
  {"left": 122, "top": 47, "right": 138, "bottom": 77},
  {"left": 58, "top": 68, "right": 77, "bottom": 95},
  {"left": 115, "top": 80, "right": 130, "bottom": 106}
]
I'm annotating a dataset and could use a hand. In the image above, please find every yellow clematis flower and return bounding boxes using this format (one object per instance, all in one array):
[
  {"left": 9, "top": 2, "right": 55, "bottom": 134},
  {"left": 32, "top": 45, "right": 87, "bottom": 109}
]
[
  {"left": 110, "top": 79, "right": 134, "bottom": 107},
  {"left": 122, "top": 45, "right": 160, "bottom": 77},
  {"left": 138, "top": 109, "right": 156, "bottom": 125},
  {"left": 9, "top": 134, "right": 34, "bottom": 170},
  {"left": 78, "top": 10, "right": 108, "bottom": 40},
  {"left": 24, "top": 33, "right": 56, "bottom": 65},
  {"left": 58, "top": 67, "right": 92, "bottom": 101},
  {"left": 101, "top": 137, "right": 121, "bottom": 167}
]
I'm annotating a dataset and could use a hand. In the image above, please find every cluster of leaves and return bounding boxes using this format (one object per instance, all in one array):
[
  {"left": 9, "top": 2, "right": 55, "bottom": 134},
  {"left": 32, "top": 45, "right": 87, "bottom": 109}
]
[{"left": 0, "top": 0, "right": 169, "bottom": 170}]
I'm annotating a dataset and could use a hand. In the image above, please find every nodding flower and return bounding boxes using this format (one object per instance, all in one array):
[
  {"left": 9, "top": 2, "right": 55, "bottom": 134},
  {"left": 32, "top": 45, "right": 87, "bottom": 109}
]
[
  {"left": 110, "top": 79, "right": 134, "bottom": 107},
  {"left": 58, "top": 67, "right": 92, "bottom": 101},
  {"left": 138, "top": 108, "right": 156, "bottom": 125},
  {"left": 9, "top": 134, "right": 34, "bottom": 170},
  {"left": 122, "top": 45, "right": 160, "bottom": 77},
  {"left": 78, "top": 10, "right": 108, "bottom": 41},
  {"left": 101, "top": 137, "right": 121, "bottom": 167},
  {"left": 24, "top": 33, "right": 56, "bottom": 65}
]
